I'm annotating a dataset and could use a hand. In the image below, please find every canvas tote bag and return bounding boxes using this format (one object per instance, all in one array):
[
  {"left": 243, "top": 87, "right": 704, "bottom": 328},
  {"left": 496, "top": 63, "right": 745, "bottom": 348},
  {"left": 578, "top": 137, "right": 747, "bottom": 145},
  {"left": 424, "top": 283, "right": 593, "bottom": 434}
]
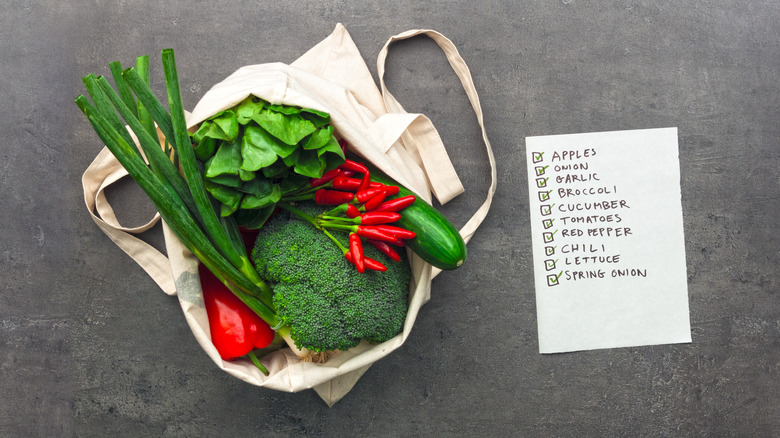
[{"left": 82, "top": 24, "right": 496, "bottom": 406}]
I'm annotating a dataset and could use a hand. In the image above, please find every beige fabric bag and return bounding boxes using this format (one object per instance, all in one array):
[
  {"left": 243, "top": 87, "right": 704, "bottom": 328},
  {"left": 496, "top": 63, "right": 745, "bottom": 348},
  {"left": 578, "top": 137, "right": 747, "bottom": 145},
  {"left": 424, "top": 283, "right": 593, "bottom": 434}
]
[{"left": 81, "top": 24, "right": 496, "bottom": 406}]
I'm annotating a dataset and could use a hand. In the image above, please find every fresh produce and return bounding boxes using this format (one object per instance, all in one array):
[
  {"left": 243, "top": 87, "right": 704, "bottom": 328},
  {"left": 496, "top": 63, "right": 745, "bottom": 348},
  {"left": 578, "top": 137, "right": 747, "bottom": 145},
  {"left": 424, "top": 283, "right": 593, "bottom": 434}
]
[
  {"left": 199, "top": 263, "right": 274, "bottom": 374},
  {"left": 191, "top": 96, "right": 344, "bottom": 222},
  {"left": 251, "top": 201, "right": 411, "bottom": 353},
  {"left": 76, "top": 50, "right": 286, "bottom": 355},
  {"left": 75, "top": 49, "right": 465, "bottom": 362},
  {"left": 367, "top": 166, "right": 467, "bottom": 270}
]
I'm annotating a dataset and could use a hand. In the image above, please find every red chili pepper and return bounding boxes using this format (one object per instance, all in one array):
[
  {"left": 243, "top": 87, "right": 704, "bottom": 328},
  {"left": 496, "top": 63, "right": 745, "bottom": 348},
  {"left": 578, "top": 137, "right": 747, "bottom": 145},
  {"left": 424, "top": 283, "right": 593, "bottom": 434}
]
[
  {"left": 346, "top": 204, "right": 361, "bottom": 218},
  {"left": 356, "top": 187, "right": 384, "bottom": 204},
  {"left": 199, "top": 264, "right": 274, "bottom": 364},
  {"left": 373, "top": 195, "right": 417, "bottom": 212},
  {"left": 349, "top": 233, "right": 365, "bottom": 273},
  {"left": 372, "top": 224, "right": 416, "bottom": 240},
  {"left": 362, "top": 190, "right": 387, "bottom": 211},
  {"left": 345, "top": 251, "right": 387, "bottom": 272},
  {"left": 359, "top": 172, "right": 372, "bottom": 192},
  {"left": 341, "top": 159, "right": 369, "bottom": 174},
  {"left": 381, "top": 185, "right": 400, "bottom": 196},
  {"left": 332, "top": 176, "right": 361, "bottom": 191},
  {"left": 338, "top": 138, "right": 349, "bottom": 155},
  {"left": 359, "top": 211, "right": 401, "bottom": 225},
  {"left": 332, "top": 176, "right": 384, "bottom": 191},
  {"left": 315, "top": 189, "right": 354, "bottom": 205},
  {"left": 309, "top": 168, "right": 341, "bottom": 187},
  {"left": 367, "top": 239, "right": 401, "bottom": 262},
  {"left": 356, "top": 226, "right": 403, "bottom": 245}
]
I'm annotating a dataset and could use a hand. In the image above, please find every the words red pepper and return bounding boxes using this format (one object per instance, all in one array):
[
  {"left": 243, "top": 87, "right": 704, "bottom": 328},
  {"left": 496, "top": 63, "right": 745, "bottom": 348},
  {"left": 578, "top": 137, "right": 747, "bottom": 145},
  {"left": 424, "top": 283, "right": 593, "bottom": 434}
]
[{"left": 199, "top": 264, "right": 274, "bottom": 363}]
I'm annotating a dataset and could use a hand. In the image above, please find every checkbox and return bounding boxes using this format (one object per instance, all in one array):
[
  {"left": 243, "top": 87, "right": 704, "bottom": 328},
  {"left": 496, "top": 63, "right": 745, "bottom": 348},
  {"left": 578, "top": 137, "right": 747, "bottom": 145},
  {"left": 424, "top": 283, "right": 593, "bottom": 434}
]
[
  {"left": 545, "top": 246, "right": 556, "bottom": 256},
  {"left": 543, "top": 230, "right": 557, "bottom": 243},
  {"left": 544, "top": 259, "right": 557, "bottom": 271},
  {"left": 540, "top": 204, "right": 554, "bottom": 216},
  {"left": 538, "top": 190, "right": 551, "bottom": 202},
  {"left": 547, "top": 272, "right": 562, "bottom": 287},
  {"left": 542, "top": 218, "right": 554, "bottom": 229},
  {"left": 535, "top": 177, "right": 549, "bottom": 188},
  {"left": 532, "top": 152, "right": 544, "bottom": 163},
  {"left": 535, "top": 165, "right": 549, "bottom": 177}
]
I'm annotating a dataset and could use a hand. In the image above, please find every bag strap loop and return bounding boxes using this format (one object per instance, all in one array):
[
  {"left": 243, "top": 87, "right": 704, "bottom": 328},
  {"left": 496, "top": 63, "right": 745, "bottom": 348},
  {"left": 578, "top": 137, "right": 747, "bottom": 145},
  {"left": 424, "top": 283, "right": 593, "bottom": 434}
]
[
  {"left": 81, "top": 146, "right": 177, "bottom": 295},
  {"left": 377, "top": 29, "right": 498, "bottom": 276}
]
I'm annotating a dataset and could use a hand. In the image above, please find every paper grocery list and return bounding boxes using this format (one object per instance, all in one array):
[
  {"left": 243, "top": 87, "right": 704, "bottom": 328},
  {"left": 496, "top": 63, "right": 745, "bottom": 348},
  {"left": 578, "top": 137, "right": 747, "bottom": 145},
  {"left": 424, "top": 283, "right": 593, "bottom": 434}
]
[{"left": 526, "top": 127, "right": 691, "bottom": 354}]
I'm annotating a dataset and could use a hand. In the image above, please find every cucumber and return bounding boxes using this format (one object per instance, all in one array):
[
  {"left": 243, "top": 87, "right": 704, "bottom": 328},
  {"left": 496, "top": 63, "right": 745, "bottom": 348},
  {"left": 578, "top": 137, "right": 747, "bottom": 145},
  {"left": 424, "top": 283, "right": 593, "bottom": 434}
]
[{"left": 368, "top": 166, "right": 466, "bottom": 270}]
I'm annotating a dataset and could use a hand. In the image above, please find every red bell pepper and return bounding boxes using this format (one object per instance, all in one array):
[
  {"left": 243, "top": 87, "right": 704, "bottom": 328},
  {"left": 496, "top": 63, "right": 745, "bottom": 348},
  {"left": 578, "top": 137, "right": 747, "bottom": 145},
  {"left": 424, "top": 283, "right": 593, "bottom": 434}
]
[{"left": 199, "top": 264, "right": 274, "bottom": 374}]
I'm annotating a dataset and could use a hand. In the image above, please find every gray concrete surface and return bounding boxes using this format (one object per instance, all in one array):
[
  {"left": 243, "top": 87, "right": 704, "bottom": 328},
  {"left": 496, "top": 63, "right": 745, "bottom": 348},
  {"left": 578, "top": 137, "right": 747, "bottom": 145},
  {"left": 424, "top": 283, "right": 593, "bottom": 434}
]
[{"left": 1, "top": 1, "right": 778, "bottom": 436}]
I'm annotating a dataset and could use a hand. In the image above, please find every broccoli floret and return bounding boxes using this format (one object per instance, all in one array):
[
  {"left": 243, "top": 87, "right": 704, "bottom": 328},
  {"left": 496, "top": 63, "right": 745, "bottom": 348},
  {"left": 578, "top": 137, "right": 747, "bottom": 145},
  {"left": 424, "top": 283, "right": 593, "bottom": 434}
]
[{"left": 251, "top": 201, "right": 411, "bottom": 352}]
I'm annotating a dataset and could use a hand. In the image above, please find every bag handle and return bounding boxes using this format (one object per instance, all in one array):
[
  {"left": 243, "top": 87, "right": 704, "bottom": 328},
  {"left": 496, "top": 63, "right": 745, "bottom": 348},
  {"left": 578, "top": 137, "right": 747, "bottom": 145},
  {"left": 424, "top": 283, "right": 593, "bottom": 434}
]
[
  {"left": 377, "top": 29, "right": 497, "bottom": 252},
  {"left": 82, "top": 146, "right": 177, "bottom": 295}
]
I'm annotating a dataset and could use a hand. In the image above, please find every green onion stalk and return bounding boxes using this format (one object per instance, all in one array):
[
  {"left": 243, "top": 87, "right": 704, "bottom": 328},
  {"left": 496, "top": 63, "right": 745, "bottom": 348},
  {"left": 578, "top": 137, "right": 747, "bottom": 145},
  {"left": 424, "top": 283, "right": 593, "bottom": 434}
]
[{"left": 75, "top": 50, "right": 292, "bottom": 342}]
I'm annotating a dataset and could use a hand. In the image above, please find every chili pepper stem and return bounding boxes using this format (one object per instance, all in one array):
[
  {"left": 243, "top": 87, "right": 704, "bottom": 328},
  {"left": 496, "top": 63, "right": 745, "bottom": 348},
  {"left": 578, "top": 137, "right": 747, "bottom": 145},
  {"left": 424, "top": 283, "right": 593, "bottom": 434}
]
[
  {"left": 320, "top": 215, "right": 359, "bottom": 224},
  {"left": 320, "top": 222, "right": 358, "bottom": 233},
  {"left": 321, "top": 203, "right": 349, "bottom": 217},
  {"left": 248, "top": 350, "right": 269, "bottom": 376},
  {"left": 321, "top": 228, "right": 349, "bottom": 254}
]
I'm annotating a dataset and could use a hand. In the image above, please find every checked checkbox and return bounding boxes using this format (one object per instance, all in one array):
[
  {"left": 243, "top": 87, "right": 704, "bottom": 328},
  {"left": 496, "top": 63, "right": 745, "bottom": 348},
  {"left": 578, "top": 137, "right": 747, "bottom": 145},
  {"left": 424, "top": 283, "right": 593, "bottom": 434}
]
[
  {"left": 545, "top": 246, "right": 556, "bottom": 256},
  {"left": 535, "top": 165, "right": 549, "bottom": 177},
  {"left": 542, "top": 218, "right": 554, "bottom": 229},
  {"left": 544, "top": 259, "right": 557, "bottom": 271},
  {"left": 543, "top": 230, "right": 557, "bottom": 243},
  {"left": 538, "top": 190, "right": 552, "bottom": 202},
  {"left": 540, "top": 204, "right": 554, "bottom": 216},
  {"left": 536, "top": 177, "right": 549, "bottom": 188},
  {"left": 547, "top": 272, "right": 562, "bottom": 287},
  {"left": 532, "top": 152, "right": 545, "bottom": 163}
]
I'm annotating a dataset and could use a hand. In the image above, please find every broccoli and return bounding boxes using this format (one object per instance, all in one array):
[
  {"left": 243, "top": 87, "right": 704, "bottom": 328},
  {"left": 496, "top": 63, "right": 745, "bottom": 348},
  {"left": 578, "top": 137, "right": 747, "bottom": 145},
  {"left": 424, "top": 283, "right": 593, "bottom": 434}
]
[{"left": 251, "top": 201, "right": 411, "bottom": 353}]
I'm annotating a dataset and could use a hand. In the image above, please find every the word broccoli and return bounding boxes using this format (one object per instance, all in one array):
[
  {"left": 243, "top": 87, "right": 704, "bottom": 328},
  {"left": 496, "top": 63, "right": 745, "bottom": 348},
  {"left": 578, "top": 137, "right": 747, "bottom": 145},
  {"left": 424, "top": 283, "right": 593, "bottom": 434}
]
[{"left": 251, "top": 201, "right": 411, "bottom": 353}]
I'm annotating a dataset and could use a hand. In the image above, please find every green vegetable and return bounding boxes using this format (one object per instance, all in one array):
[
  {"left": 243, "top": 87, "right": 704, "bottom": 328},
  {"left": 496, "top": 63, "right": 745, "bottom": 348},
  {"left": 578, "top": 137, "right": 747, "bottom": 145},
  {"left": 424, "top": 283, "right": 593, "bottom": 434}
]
[
  {"left": 192, "top": 96, "right": 345, "bottom": 223},
  {"left": 75, "top": 50, "right": 283, "bottom": 333},
  {"left": 251, "top": 201, "right": 411, "bottom": 353},
  {"left": 367, "top": 166, "right": 467, "bottom": 270}
]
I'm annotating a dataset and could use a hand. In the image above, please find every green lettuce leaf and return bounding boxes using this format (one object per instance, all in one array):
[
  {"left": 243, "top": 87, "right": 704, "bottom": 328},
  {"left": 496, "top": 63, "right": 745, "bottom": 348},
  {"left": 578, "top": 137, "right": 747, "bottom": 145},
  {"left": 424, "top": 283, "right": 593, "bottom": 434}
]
[
  {"left": 253, "top": 108, "right": 317, "bottom": 146},
  {"left": 303, "top": 126, "right": 334, "bottom": 150},
  {"left": 240, "top": 179, "right": 282, "bottom": 209},
  {"left": 204, "top": 180, "right": 243, "bottom": 216},
  {"left": 294, "top": 149, "right": 325, "bottom": 178},
  {"left": 205, "top": 139, "right": 242, "bottom": 178},
  {"left": 235, "top": 97, "right": 265, "bottom": 124},
  {"left": 240, "top": 125, "right": 279, "bottom": 171}
]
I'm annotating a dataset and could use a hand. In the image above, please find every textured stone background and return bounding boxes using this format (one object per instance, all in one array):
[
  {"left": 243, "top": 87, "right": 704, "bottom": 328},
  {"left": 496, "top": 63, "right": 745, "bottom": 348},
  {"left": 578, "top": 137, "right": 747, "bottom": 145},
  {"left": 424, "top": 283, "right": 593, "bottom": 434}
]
[{"left": 1, "top": 1, "right": 778, "bottom": 436}]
